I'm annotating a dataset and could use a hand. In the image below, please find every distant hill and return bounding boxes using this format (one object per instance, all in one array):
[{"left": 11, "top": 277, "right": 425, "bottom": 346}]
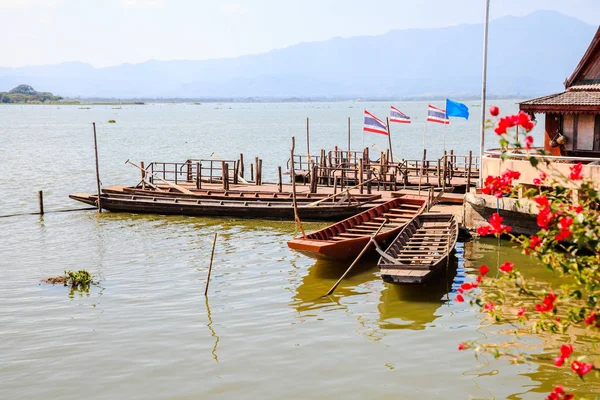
[
  {"left": 0, "top": 84, "right": 63, "bottom": 103},
  {"left": 0, "top": 11, "right": 596, "bottom": 99}
]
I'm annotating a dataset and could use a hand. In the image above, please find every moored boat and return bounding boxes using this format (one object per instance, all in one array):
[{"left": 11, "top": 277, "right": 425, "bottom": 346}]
[
  {"left": 287, "top": 195, "right": 427, "bottom": 261},
  {"left": 69, "top": 192, "right": 372, "bottom": 221},
  {"left": 377, "top": 213, "right": 458, "bottom": 284}
]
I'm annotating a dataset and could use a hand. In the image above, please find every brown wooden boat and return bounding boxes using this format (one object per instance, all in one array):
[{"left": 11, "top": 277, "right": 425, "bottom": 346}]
[
  {"left": 287, "top": 195, "right": 427, "bottom": 261},
  {"left": 102, "top": 185, "right": 381, "bottom": 204},
  {"left": 377, "top": 213, "right": 458, "bottom": 284},
  {"left": 69, "top": 192, "right": 371, "bottom": 221}
]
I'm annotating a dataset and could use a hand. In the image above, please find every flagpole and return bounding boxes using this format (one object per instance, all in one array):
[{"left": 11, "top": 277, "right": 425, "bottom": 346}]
[
  {"left": 386, "top": 117, "right": 393, "bottom": 163},
  {"left": 479, "top": 0, "right": 491, "bottom": 187},
  {"left": 443, "top": 119, "right": 447, "bottom": 154}
]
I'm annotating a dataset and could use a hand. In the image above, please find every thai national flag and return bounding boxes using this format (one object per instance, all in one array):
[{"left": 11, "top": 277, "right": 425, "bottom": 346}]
[
  {"left": 363, "top": 109, "right": 388, "bottom": 135},
  {"left": 390, "top": 106, "right": 411, "bottom": 124},
  {"left": 427, "top": 104, "right": 450, "bottom": 124}
]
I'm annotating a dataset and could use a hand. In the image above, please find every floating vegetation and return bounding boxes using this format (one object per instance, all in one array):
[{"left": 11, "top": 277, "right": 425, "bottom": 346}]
[
  {"left": 112, "top": 107, "right": 122, "bottom": 109},
  {"left": 79, "top": 107, "right": 91, "bottom": 110},
  {"left": 108, "top": 119, "right": 116, "bottom": 123},
  {"left": 43, "top": 269, "right": 97, "bottom": 292}
]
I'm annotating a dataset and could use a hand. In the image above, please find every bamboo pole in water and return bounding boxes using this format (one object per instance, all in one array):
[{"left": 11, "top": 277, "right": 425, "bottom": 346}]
[
  {"left": 92, "top": 122, "right": 102, "bottom": 213},
  {"left": 325, "top": 219, "right": 387, "bottom": 296},
  {"left": 204, "top": 232, "right": 218, "bottom": 296},
  {"left": 290, "top": 137, "right": 306, "bottom": 238}
]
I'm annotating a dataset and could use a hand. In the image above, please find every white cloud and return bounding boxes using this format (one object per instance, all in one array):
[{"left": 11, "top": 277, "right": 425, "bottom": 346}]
[
  {"left": 0, "top": 0, "right": 62, "bottom": 7},
  {"left": 220, "top": 3, "right": 244, "bottom": 14},
  {"left": 121, "top": 0, "right": 164, "bottom": 8}
]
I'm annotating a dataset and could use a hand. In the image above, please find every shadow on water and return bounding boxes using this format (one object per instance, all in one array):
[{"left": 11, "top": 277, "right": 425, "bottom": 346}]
[
  {"left": 377, "top": 252, "right": 460, "bottom": 330},
  {"left": 292, "top": 245, "right": 464, "bottom": 332}
]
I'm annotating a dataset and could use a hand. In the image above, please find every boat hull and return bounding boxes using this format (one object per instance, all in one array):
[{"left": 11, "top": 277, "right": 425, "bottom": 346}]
[{"left": 69, "top": 193, "right": 365, "bottom": 221}]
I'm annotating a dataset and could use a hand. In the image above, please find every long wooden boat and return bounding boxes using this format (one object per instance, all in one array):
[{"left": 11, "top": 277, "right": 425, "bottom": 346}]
[
  {"left": 377, "top": 213, "right": 458, "bottom": 284},
  {"left": 287, "top": 195, "right": 427, "bottom": 261},
  {"left": 102, "top": 185, "right": 381, "bottom": 204},
  {"left": 69, "top": 192, "right": 371, "bottom": 221}
]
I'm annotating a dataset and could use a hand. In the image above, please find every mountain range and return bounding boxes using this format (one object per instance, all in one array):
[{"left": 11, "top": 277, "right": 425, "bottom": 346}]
[{"left": 0, "top": 10, "right": 596, "bottom": 99}]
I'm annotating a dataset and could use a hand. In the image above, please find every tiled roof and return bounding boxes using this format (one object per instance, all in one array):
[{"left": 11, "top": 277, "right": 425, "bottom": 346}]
[
  {"left": 569, "top": 83, "right": 600, "bottom": 91},
  {"left": 520, "top": 90, "right": 600, "bottom": 107}
]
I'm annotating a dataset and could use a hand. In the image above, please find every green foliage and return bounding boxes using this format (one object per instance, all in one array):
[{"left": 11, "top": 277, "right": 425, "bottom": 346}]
[
  {"left": 64, "top": 269, "right": 94, "bottom": 291},
  {"left": 0, "top": 84, "right": 63, "bottom": 103}
]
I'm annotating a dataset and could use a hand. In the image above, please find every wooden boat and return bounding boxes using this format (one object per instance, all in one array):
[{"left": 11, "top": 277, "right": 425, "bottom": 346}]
[
  {"left": 377, "top": 213, "right": 458, "bottom": 284},
  {"left": 102, "top": 185, "right": 381, "bottom": 204},
  {"left": 69, "top": 192, "right": 370, "bottom": 221},
  {"left": 287, "top": 195, "right": 427, "bottom": 261}
]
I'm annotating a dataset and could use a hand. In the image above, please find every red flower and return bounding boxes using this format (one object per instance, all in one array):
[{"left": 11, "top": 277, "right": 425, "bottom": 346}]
[
  {"left": 571, "top": 360, "right": 594, "bottom": 376},
  {"left": 483, "top": 302, "right": 495, "bottom": 311},
  {"left": 569, "top": 162, "right": 583, "bottom": 180},
  {"left": 456, "top": 294, "right": 464, "bottom": 302},
  {"left": 460, "top": 282, "right": 474, "bottom": 291},
  {"left": 458, "top": 342, "right": 468, "bottom": 350},
  {"left": 490, "top": 105, "right": 499, "bottom": 116},
  {"left": 530, "top": 235, "right": 542, "bottom": 249},
  {"left": 569, "top": 205, "right": 583, "bottom": 214},
  {"left": 476, "top": 225, "right": 491, "bottom": 236},
  {"left": 487, "top": 212, "right": 512, "bottom": 235},
  {"left": 517, "top": 307, "right": 526, "bottom": 317},
  {"left": 554, "top": 356, "right": 566, "bottom": 367},
  {"left": 476, "top": 275, "right": 483, "bottom": 283},
  {"left": 481, "top": 169, "right": 520, "bottom": 198},
  {"left": 533, "top": 178, "right": 542, "bottom": 185},
  {"left": 535, "top": 195, "right": 550, "bottom": 208},
  {"left": 535, "top": 293, "right": 557, "bottom": 312},
  {"left": 553, "top": 385, "right": 564, "bottom": 395},
  {"left": 560, "top": 344, "right": 573, "bottom": 358},
  {"left": 524, "top": 135, "right": 534, "bottom": 149},
  {"left": 584, "top": 311, "right": 597, "bottom": 326},
  {"left": 479, "top": 265, "right": 489, "bottom": 275},
  {"left": 539, "top": 172, "right": 547, "bottom": 181},
  {"left": 559, "top": 216, "right": 573, "bottom": 229},
  {"left": 499, "top": 261, "right": 514, "bottom": 273}
]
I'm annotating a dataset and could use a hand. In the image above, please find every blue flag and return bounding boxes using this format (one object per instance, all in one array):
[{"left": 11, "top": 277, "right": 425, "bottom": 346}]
[{"left": 445, "top": 99, "right": 469, "bottom": 120}]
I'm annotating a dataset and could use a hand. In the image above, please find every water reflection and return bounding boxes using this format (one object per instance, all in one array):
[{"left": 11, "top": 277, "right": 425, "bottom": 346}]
[
  {"left": 292, "top": 246, "right": 463, "bottom": 332},
  {"left": 378, "top": 251, "right": 459, "bottom": 330},
  {"left": 205, "top": 296, "right": 220, "bottom": 363}
]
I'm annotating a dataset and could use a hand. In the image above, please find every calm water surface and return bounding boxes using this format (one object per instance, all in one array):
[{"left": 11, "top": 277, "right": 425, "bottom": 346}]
[{"left": 1, "top": 102, "right": 596, "bottom": 399}]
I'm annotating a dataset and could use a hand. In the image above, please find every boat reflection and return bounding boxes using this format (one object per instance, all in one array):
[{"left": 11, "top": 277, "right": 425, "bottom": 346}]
[
  {"left": 292, "top": 249, "right": 460, "bottom": 332},
  {"left": 377, "top": 253, "right": 459, "bottom": 330}
]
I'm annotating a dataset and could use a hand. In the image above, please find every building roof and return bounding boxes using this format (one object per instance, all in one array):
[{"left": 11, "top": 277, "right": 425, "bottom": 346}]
[
  {"left": 520, "top": 27, "right": 600, "bottom": 113},
  {"left": 565, "top": 27, "right": 600, "bottom": 88},
  {"left": 519, "top": 89, "right": 600, "bottom": 113}
]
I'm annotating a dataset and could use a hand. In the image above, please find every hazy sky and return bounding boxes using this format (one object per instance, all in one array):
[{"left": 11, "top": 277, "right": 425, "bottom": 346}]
[{"left": 1, "top": 0, "right": 598, "bottom": 68}]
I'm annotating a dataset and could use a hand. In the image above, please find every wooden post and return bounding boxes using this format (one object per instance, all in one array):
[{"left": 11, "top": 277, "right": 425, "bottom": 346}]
[
  {"left": 348, "top": 117, "right": 351, "bottom": 161},
  {"left": 204, "top": 232, "right": 217, "bottom": 296},
  {"left": 467, "top": 150, "right": 473, "bottom": 191},
  {"left": 37, "top": 190, "right": 44, "bottom": 215},
  {"left": 258, "top": 159, "right": 263, "bottom": 185},
  {"left": 367, "top": 169, "right": 372, "bottom": 195},
  {"left": 92, "top": 122, "right": 102, "bottom": 213},
  {"left": 290, "top": 137, "right": 306, "bottom": 238},
  {"left": 186, "top": 160, "right": 192, "bottom": 182},
  {"left": 306, "top": 117, "right": 310, "bottom": 158},
  {"left": 222, "top": 162, "right": 229, "bottom": 191},
  {"left": 437, "top": 158, "right": 441, "bottom": 188},
  {"left": 196, "top": 162, "right": 201, "bottom": 189},
  {"left": 450, "top": 149, "right": 455, "bottom": 179},
  {"left": 334, "top": 145, "right": 339, "bottom": 165},
  {"left": 443, "top": 153, "right": 448, "bottom": 190},
  {"left": 254, "top": 157, "right": 259, "bottom": 185},
  {"left": 386, "top": 117, "right": 394, "bottom": 163},
  {"left": 278, "top": 166, "right": 283, "bottom": 193},
  {"left": 239, "top": 153, "right": 244, "bottom": 179},
  {"left": 233, "top": 162, "right": 239, "bottom": 185},
  {"left": 310, "top": 164, "right": 318, "bottom": 194},
  {"left": 359, "top": 158, "right": 364, "bottom": 194},
  {"left": 250, "top": 163, "right": 254, "bottom": 182},
  {"left": 140, "top": 161, "right": 146, "bottom": 189}
]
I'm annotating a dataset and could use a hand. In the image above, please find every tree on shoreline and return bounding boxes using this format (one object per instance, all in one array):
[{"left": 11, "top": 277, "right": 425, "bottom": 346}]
[{"left": 0, "top": 84, "right": 63, "bottom": 103}]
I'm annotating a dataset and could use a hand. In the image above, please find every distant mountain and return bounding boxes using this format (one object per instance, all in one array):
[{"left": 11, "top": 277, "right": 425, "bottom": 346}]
[{"left": 0, "top": 11, "right": 596, "bottom": 99}]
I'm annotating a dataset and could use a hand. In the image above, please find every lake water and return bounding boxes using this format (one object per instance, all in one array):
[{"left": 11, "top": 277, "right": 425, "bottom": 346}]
[{"left": 1, "top": 102, "right": 596, "bottom": 399}]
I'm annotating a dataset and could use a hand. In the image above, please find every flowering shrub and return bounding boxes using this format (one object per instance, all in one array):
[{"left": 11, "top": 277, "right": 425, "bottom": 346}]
[{"left": 459, "top": 106, "right": 599, "bottom": 399}]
